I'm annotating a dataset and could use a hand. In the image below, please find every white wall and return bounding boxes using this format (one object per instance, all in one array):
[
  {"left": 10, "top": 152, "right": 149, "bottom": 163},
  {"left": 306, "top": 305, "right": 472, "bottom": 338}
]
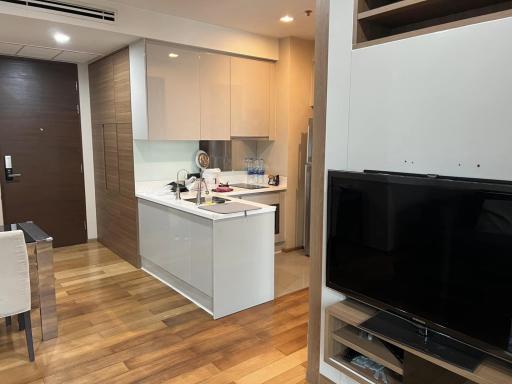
[
  {"left": 133, "top": 140, "right": 199, "bottom": 182},
  {"left": 0, "top": 1, "right": 278, "bottom": 60},
  {"left": 78, "top": 64, "right": 98, "bottom": 239},
  {"left": 321, "top": 4, "right": 512, "bottom": 384},
  {"left": 320, "top": 1, "right": 357, "bottom": 382},
  {"left": 348, "top": 18, "right": 512, "bottom": 180}
]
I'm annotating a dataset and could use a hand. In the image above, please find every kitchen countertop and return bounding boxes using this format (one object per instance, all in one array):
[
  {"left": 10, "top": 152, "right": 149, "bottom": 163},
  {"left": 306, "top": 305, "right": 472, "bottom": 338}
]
[
  {"left": 136, "top": 191, "right": 276, "bottom": 221},
  {"left": 210, "top": 183, "right": 287, "bottom": 196},
  {"left": 135, "top": 173, "right": 286, "bottom": 221}
]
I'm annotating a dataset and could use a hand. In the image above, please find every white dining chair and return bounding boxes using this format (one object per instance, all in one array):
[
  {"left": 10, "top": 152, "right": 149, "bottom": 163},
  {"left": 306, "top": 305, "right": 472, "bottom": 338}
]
[{"left": 0, "top": 230, "right": 35, "bottom": 361}]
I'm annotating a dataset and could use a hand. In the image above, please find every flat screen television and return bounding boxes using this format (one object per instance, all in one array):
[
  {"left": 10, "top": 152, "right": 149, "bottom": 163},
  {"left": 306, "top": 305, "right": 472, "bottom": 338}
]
[{"left": 326, "top": 170, "right": 512, "bottom": 365}]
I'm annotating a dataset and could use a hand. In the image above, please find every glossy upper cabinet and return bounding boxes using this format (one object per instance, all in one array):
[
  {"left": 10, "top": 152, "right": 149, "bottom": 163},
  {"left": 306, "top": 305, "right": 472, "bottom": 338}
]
[
  {"left": 199, "top": 53, "right": 231, "bottom": 141},
  {"left": 231, "top": 57, "right": 275, "bottom": 138},
  {"left": 130, "top": 39, "right": 275, "bottom": 141},
  {"left": 146, "top": 42, "right": 201, "bottom": 140}
]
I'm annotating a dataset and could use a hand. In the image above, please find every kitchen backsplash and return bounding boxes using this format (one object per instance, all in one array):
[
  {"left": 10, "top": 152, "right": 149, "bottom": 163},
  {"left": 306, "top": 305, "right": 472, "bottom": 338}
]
[
  {"left": 135, "top": 172, "right": 288, "bottom": 194},
  {"left": 134, "top": 140, "right": 199, "bottom": 181},
  {"left": 199, "top": 139, "right": 258, "bottom": 172},
  {"left": 134, "top": 139, "right": 284, "bottom": 182}
]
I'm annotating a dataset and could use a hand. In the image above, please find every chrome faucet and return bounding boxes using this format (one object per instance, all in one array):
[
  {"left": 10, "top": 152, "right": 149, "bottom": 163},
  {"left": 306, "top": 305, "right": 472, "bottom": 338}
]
[
  {"left": 196, "top": 169, "right": 210, "bottom": 205},
  {"left": 175, "top": 169, "right": 189, "bottom": 200}
]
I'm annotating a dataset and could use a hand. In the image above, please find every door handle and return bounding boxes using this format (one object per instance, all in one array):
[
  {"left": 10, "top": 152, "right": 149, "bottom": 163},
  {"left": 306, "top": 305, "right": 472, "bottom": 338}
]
[{"left": 4, "top": 155, "right": 21, "bottom": 181}]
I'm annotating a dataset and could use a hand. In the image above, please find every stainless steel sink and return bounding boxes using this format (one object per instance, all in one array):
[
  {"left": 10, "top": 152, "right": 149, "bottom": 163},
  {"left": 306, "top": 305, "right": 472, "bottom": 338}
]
[{"left": 183, "top": 196, "right": 228, "bottom": 204}]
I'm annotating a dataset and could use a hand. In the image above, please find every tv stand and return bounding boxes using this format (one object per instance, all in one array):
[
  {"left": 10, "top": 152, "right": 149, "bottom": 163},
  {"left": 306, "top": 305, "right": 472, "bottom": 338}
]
[
  {"left": 325, "top": 300, "right": 512, "bottom": 384},
  {"left": 361, "top": 311, "right": 486, "bottom": 371}
]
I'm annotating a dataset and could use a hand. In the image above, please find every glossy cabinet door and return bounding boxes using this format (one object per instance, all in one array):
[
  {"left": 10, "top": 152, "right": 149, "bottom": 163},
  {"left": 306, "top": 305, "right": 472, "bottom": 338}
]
[
  {"left": 146, "top": 42, "right": 201, "bottom": 140},
  {"left": 199, "top": 53, "right": 231, "bottom": 140},
  {"left": 138, "top": 200, "right": 213, "bottom": 297},
  {"left": 230, "top": 57, "right": 272, "bottom": 138}
]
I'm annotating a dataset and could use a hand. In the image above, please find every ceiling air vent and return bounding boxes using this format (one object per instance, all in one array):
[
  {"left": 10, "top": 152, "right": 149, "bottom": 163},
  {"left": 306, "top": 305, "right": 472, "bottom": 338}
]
[{"left": 1, "top": 0, "right": 116, "bottom": 22}]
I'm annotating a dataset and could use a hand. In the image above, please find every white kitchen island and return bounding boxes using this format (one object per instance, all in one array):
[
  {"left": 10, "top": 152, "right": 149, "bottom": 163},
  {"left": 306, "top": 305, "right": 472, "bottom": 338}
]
[{"left": 137, "top": 191, "right": 275, "bottom": 319}]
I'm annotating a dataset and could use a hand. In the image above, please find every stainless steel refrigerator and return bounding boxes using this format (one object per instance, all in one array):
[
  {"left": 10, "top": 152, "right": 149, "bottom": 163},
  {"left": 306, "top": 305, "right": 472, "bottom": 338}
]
[{"left": 304, "top": 118, "right": 313, "bottom": 256}]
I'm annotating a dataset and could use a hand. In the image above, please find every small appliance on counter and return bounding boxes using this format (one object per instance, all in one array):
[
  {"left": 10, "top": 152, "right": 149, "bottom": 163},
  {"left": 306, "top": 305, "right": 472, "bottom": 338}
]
[
  {"left": 212, "top": 183, "right": 233, "bottom": 193},
  {"left": 268, "top": 175, "right": 280, "bottom": 186},
  {"left": 168, "top": 181, "right": 188, "bottom": 193},
  {"left": 203, "top": 168, "right": 221, "bottom": 190}
]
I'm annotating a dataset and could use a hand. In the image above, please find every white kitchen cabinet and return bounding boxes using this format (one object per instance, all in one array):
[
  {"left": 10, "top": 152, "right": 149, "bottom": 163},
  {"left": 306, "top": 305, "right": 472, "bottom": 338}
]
[
  {"left": 138, "top": 198, "right": 275, "bottom": 319},
  {"left": 231, "top": 57, "right": 274, "bottom": 138},
  {"left": 241, "top": 191, "right": 285, "bottom": 243},
  {"left": 146, "top": 42, "right": 201, "bottom": 140},
  {"left": 130, "top": 39, "right": 276, "bottom": 141},
  {"left": 137, "top": 200, "right": 213, "bottom": 297},
  {"left": 199, "top": 53, "right": 231, "bottom": 140}
]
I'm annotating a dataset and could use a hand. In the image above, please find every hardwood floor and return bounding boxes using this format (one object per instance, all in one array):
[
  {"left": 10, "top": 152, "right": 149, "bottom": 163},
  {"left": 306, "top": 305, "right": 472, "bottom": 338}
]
[{"left": 0, "top": 242, "right": 309, "bottom": 384}]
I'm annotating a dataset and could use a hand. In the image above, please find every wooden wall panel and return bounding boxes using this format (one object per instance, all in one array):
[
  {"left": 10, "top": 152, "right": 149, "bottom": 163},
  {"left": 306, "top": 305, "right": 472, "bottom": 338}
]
[
  {"left": 89, "top": 57, "right": 115, "bottom": 125},
  {"left": 307, "top": 0, "right": 330, "bottom": 382},
  {"left": 91, "top": 123, "right": 106, "bottom": 190},
  {"left": 117, "top": 123, "right": 135, "bottom": 198},
  {"left": 89, "top": 48, "right": 139, "bottom": 267},
  {"left": 103, "top": 123, "right": 120, "bottom": 192},
  {"left": 113, "top": 49, "right": 132, "bottom": 124}
]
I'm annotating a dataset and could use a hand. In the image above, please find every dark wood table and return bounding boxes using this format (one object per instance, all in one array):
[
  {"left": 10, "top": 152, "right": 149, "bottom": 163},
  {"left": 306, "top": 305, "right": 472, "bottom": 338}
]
[{"left": 0, "top": 222, "right": 58, "bottom": 341}]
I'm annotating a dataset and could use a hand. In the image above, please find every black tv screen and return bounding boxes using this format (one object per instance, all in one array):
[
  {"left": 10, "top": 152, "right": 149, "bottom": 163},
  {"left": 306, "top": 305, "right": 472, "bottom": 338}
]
[{"left": 326, "top": 170, "right": 512, "bottom": 364}]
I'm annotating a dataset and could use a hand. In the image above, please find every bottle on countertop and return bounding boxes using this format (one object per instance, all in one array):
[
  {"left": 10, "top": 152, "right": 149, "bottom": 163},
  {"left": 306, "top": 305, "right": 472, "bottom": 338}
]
[
  {"left": 258, "top": 159, "right": 265, "bottom": 184},
  {"left": 247, "top": 158, "right": 255, "bottom": 184}
]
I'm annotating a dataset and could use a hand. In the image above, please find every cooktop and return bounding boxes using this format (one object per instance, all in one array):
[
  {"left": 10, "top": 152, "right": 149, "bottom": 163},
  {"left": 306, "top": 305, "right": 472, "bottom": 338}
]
[{"left": 231, "top": 183, "right": 269, "bottom": 190}]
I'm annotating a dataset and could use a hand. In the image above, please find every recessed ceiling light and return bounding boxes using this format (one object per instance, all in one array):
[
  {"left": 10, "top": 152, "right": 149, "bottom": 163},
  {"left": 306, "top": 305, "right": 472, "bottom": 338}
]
[
  {"left": 280, "top": 15, "right": 294, "bottom": 23},
  {"left": 53, "top": 32, "right": 70, "bottom": 44},
  {"left": 168, "top": 53, "right": 179, "bottom": 58}
]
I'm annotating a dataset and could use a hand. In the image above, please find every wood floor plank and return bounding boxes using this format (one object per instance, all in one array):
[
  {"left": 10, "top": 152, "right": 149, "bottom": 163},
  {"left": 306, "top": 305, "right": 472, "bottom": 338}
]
[
  {"left": 261, "top": 365, "right": 307, "bottom": 384},
  {"left": 161, "top": 363, "right": 220, "bottom": 384},
  {"left": 234, "top": 348, "right": 308, "bottom": 384},
  {"left": 0, "top": 242, "right": 309, "bottom": 384}
]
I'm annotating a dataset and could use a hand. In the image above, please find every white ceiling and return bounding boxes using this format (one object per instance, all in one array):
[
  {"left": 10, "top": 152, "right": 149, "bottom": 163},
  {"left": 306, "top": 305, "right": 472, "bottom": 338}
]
[
  {"left": 115, "top": 0, "right": 316, "bottom": 40},
  {"left": 0, "top": 13, "right": 137, "bottom": 63},
  {"left": 0, "top": 0, "right": 315, "bottom": 64}
]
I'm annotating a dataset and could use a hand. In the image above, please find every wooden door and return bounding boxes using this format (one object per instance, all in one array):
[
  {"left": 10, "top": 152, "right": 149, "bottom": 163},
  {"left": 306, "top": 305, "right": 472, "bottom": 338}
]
[
  {"left": 199, "top": 53, "right": 231, "bottom": 140},
  {"left": 0, "top": 56, "right": 87, "bottom": 247},
  {"left": 231, "top": 57, "right": 271, "bottom": 138},
  {"left": 146, "top": 42, "right": 201, "bottom": 140}
]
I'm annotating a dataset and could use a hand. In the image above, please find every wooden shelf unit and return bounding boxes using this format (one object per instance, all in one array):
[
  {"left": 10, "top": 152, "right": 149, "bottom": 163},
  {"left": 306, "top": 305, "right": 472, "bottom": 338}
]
[
  {"left": 325, "top": 300, "right": 512, "bottom": 384},
  {"left": 333, "top": 326, "right": 404, "bottom": 376},
  {"left": 354, "top": 0, "right": 512, "bottom": 48}
]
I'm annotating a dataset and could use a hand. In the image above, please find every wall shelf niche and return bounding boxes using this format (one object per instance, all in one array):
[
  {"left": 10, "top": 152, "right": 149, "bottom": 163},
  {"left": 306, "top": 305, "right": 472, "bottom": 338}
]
[{"left": 354, "top": 0, "right": 512, "bottom": 48}]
